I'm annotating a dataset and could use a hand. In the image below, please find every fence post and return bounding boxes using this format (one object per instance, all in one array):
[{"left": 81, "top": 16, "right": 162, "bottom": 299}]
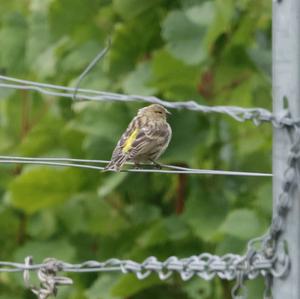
[{"left": 273, "top": 0, "right": 300, "bottom": 298}]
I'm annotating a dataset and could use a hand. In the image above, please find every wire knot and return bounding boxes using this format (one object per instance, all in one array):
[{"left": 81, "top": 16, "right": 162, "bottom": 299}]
[{"left": 23, "top": 256, "right": 73, "bottom": 299}]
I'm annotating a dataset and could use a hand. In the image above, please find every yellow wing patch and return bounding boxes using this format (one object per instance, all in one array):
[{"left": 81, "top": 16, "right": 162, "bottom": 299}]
[{"left": 123, "top": 128, "right": 139, "bottom": 153}]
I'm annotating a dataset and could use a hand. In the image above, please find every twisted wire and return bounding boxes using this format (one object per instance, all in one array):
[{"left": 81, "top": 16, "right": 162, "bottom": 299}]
[
  {"left": 23, "top": 257, "right": 73, "bottom": 299},
  {"left": 1, "top": 75, "right": 299, "bottom": 127},
  {"left": 0, "top": 252, "right": 275, "bottom": 281},
  {"left": 264, "top": 125, "right": 300, "bottom": 251}
]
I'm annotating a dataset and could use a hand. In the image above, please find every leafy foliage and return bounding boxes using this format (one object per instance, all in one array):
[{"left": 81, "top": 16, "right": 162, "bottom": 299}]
[{"left": 0, "top": 0, "right": 272, "bottom": 298}]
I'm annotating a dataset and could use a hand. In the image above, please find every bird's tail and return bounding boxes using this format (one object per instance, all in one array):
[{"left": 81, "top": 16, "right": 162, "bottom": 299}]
[{"left": 103, "top": 155, "right": 128, "bottom": 172}]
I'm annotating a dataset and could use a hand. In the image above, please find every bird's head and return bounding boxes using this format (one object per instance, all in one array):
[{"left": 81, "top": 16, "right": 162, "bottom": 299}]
[{"left": 138, "top": 104, "right": 171, "bottom": 120}]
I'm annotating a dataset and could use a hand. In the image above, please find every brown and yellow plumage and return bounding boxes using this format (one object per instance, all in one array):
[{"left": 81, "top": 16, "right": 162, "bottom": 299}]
[{"left": 104, "top": 104, "right": 172, "bottom": 171}]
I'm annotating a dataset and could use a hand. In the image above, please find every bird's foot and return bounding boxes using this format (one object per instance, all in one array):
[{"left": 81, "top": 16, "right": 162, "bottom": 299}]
[{"left": 150, "top": 160, "right": 162, "bottom": 169}]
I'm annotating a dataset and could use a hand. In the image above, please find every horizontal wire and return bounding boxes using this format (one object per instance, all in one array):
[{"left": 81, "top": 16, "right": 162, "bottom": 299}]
[
  {"left": 0, "top": 156, "right": 272, "bottom": 177},
  {"left": 1, "top": 75, "right": 298, "bottom": 127},
  {"left": 0, "top": 252, "right": 273, "bottom": 281}
]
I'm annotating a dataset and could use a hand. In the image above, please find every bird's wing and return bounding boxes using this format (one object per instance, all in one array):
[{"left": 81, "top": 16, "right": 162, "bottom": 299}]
[{"left": 105, "top": 117, "right": 150, "bottom": 170}]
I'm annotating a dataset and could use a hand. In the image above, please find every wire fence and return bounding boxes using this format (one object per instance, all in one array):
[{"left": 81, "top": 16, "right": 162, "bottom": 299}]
[
  {"left": 0, "top": 75, "right": 299, "bottom": 299},
  {"left": 0, "top": 251, "right": 288, "bottom": 299},
  {"left": 1, "top": 75, "right": 299, "bottom": 127}
]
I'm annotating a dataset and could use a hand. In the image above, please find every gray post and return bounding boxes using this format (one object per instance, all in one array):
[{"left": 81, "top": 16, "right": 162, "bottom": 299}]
[{"left": 273, "top": 0, "right": 300, "bottom": 298}]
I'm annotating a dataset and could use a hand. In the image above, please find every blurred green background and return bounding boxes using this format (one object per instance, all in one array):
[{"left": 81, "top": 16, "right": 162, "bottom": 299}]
[{"left": 0, "top": 0, "right": 272, "bottom": 298}]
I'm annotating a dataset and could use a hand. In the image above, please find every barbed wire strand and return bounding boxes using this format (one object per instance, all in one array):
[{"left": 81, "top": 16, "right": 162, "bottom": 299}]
[
  {"left": 0, "top": 156, "right": 272, "bottom": 177},
  {"left": 0, "top": 253, "right": 275, "bottom": 279},
  {"left": 1, "top": 75, "right": 299, "bottom": 127}
]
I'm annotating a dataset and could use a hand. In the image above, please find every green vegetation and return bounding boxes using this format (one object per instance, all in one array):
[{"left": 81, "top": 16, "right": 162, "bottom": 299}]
[{"left": 0, "top": 0, "right": 272, "bottom": 298}]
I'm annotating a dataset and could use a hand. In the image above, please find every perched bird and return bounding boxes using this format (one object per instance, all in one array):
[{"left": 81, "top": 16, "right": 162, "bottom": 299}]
[{"left": 104, "top": 104, "right": 172, "bottom": 171}]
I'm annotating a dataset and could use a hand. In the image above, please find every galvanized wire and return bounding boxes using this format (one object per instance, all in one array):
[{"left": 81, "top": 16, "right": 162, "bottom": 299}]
[
  {"left": 0, "top": 253, "right": 274, "bottom": 279},
  {"left": 0, "top": 250, "right": 289, "bottom": 299},
  {"left": 263, "top": 126, "right": 300, "bottom": 253},
  {"left": 0, "top": 75, "right": 299, "bottom": 127},
  {"left": 0, "top": 76, "right": 299, "bottom": 299},
  {"left": 0, "top": 155, "right": 272, "bottom": 177}
]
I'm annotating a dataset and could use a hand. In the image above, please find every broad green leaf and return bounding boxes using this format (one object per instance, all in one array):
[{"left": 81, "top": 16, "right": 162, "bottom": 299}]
[
  {"left": 26, "top": 0, "right": 53, "bottom": 76},
  {"left": 122, "top": 62, "right": 157, "bottom": 96},
  {"left": 0, "top": 13, "right": 27, "bottom": 74},
  {"left": 27, "top": 211, "right": 57, "bottom": 239},
  {"left": 108, "top": 10, "right": 161, "bottom": 77},
  {"left": 150, "top": 50, "right": 200, "bottom": 99},
  {"left": 7, "top": 167, "right": 82, "bottom": 214},
  {"left": 252, "top": 182, "right": 272, "bottom": 216},
  {"left": 18, "top": 117, "right": 64, "bottom": 156},
  {"left": 60, "top": 40, "right": 103, "bottom": 73},
  {"left": 85, "top": 274, "right": 121, "bottom": 299},
  {"left": 185, "top": 2, "right": 216, "bottom": 26},
  {"left": 183, "top": 278, "right": 212, "bottom": 299},
  {"left": 98, "top": 172, "right": 127, "bottom": 197},
  {"left": 136, "top": 217, "right": 189, "bottom": 247},
  {"left": 215, "top": 235, "right": 247, "bottom": 255},
  {"left": 0, "top": 208, "right": 19, "bottom": 257},
  {"left": 111, "top": 274, "right": 163, "bottom": 297},
  {"left": 57, "top": 194, "right": 129, "bottom": 235},
  {"left": 14, "top": 239, "right": 76, "bottom": 263},
  {"left": 113, "top": 0, "right": 161, "bottom": 20},
  {"left": 162, "top": 10, "right": 206, "bottom": 65},
  {"left": 125, "top": 203, "right": 161, "bottom": 225},
  {"left": 164, "top": 110, "right": 209, "bottom": 163},
  {"left": 69, "top": 103, "right": 130, "bottom": 139},
  {"left": 220, "top": 209, "right": 264, "bottom": 240},
  {"left": 182, "top": 181, "right": 229, "bottom": 241},
  {"left": 85, "top": 197, "right": 129, "bottom": 235},
  {"left": 49, "top": 0, "right": 99, "bottom": 38}
]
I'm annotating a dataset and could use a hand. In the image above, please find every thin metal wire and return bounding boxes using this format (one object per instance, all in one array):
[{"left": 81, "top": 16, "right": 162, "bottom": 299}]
[
  {"left": 1, "top": 75, "right": 299, "bottom": 127},
  {"left": 73, "top": 38, "right": 111, "bottom": 101},
  {"left": 0, "top": 156, "right": 272, "bottom": 177},
  {"left": 0, "top": 252, "right": 273, "bottom": 280}
]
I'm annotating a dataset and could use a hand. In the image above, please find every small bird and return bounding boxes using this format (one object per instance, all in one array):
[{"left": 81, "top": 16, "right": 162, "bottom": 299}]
[{"left": 104, "top": 104, "right": 172, "bottom": 171}]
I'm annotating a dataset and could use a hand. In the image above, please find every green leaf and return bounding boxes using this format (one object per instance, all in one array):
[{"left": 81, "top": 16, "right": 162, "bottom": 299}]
[
  {"left": 26, "top": 0, "right": 53, "bottom": 76},
  {"left": 0, "top": 208, "right": 19, "bottom": 256},
  {"left": 18, "top": 117, "right": 64, "bottom": 156},
  {"left": 69, "top": 103, "right": 130, "bottom": 139},
  {"left": 14, "top": 239, "right": 76, "bottom": 263},
  {"left": 215, "top": 235, "right": 247, "bottom": 255},
  {"left": 60, "top": 40, "right": 103, "bottom": 73},
  {"left": 7, "top": 167, "right": 82, "bottom": 214},
  {"left": 49, "top": 0, "right": 99, "bottom": 38},
  {"left": 108, "top": 10, "right": 161, "bottom": 77},
  {"left": 182, "top": 181, "right": 229, "bottom": 241},
  {"left": 27, "top": 211, "right": 57, "bottom": 239},
  {"left": 164, "top": 110, "right": 208, "bottom": 163},
  {"left": 183, "top": 278, "right": 212, "bottom": 299},
  {"left": 58, "top": 194, "right": 129, "bottom": 235},
  {"left": 150, "top": 50, "right": 200, "bottom": 99},
  {"left": 98, "top": 173, "right": 127, "bottom": 197},
  {"left": 162, "top": 10, "right": 206, "bottom": 65},
  {"left": 220, "top": 209, "right": 263, "bottom": 240},
  {"left": 122, "top": 62, "right": 158, "bottom": 96},
  {"left": 252, "top": 182, "right": 272, "bottom": 216},
  {"left": 0, "top": 12, "right": 27, "bottom": 74},
  {"left": 111, "top": 274, "right": 163, "bottom": 297},
  {"left": 113, "top": 0, "right": 161, "bottom": 20},
  {"left": 184, "top": 2, "right": 216, "bottom": 26},
  {"left": 85, "top": 275, "right": 121, "bottom": 299}
]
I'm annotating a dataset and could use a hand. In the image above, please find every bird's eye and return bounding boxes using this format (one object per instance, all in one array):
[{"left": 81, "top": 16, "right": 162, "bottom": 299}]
[{"left": 156, "top": 111, "right": 163, "bottom": 114}]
